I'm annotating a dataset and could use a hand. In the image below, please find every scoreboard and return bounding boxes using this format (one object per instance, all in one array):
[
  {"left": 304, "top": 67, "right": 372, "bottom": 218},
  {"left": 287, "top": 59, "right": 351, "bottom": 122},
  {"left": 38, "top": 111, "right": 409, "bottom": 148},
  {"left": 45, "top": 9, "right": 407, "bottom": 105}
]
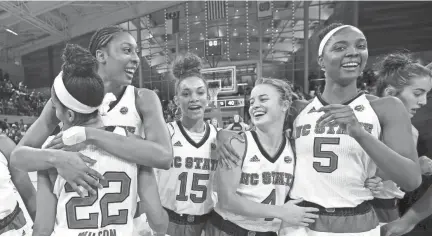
[{"left": 217, "top": 98, "right": 244, "bottom": 108}]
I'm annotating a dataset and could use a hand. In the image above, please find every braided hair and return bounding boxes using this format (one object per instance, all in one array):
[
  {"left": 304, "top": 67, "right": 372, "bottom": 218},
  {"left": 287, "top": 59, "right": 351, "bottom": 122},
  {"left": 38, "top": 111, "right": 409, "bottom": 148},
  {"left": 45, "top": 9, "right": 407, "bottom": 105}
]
[{"left": 89, "top": 25, "right": 127, "bottom": 57}]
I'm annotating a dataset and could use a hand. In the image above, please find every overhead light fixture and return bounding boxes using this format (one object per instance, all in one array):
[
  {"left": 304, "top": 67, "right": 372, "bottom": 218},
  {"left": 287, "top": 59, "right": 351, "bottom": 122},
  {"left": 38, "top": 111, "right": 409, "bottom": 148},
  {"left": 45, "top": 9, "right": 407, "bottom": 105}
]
[{"left": 6, "top": 29, "right": 17, "bottom": 35}]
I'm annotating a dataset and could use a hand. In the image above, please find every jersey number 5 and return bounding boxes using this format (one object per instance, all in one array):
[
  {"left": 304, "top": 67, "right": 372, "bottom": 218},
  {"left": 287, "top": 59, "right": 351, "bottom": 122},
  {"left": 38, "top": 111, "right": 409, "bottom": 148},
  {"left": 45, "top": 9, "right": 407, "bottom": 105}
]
[
  {"left": 313, "top": 137, "right": 340, "bottom": 173},
  {"left": 65, "top": 172, "right": 131, "bottom": 229},
  {"left": 176, "top": 172, "right": 209, "bottom": 203}
]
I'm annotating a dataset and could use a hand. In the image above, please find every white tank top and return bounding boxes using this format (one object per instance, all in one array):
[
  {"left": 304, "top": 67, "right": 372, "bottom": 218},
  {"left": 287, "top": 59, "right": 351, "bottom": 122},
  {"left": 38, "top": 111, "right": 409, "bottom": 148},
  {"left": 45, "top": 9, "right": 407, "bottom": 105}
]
[
  {"left": 215, "top": 130, "right": 295, "bottom": 232},
  {"left": 101, "top": 85, "right": 144, "bottom": 138},
  {"left": 158, "top": 121, "right": 218, "bottom": 215},
  {"left": 290, "top": 93, "right": 381, "bottom": 208},
  {"left": 49, "top": 127, "right": 138, "bottom": 236},
  {"left": 0, "top": 149, "right": 18, "bottom": 219}
]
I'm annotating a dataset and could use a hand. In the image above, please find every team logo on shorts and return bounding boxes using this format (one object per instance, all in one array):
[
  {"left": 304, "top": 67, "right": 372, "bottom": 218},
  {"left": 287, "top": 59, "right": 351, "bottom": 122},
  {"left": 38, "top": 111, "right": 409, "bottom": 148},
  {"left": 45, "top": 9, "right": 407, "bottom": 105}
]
[
  {"left": 211, "top": 143, "right": 216, "bottom": 150},
  {"left": 284, "top": 156, "right": 293, "bottom": 164},
  {"left": 120, "top": 106, "right": 128, "bottom": 114},
  {"left": 354, "top": 105, "right": 365, "bottom": 112}
]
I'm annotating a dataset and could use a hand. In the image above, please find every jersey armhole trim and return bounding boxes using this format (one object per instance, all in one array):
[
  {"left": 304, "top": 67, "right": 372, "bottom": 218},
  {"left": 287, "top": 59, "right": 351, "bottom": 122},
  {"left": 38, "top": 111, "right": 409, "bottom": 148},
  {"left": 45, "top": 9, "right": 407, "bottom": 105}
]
[
  {"left": 240, "top": 132, "right": 248, "bottom": 169},
  {"left": 168, "top": 122, "right": 175, "bottom": 139}
]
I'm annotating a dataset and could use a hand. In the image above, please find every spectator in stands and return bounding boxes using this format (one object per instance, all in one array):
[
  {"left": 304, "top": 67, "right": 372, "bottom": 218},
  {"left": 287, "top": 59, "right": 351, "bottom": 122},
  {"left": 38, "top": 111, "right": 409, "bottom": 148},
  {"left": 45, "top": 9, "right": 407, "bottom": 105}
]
[{"left": 225, "top": 114, "right": 249, "bottom": 131}]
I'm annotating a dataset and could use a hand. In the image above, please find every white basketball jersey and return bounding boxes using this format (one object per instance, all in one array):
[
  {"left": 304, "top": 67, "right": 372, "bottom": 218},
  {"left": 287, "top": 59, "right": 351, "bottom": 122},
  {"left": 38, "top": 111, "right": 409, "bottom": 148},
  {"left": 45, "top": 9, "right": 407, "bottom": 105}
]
[
  {"left": 290, "top": 93, "right": 381, "bottom": 208},
  {"left": 215, "top": 130, "right": 295, "bottom": 232},
  {"left": 0, "top": 149, "right": 18, "bottom": 220},
  {"left": 101, "top": 85, "right": 144, "bottom": 138},
  {"left": 51, "top": 127, "right": 138, "bottom": 236},
  {"left": 158, "top": 121, "right": 218, "bottom": 215}
]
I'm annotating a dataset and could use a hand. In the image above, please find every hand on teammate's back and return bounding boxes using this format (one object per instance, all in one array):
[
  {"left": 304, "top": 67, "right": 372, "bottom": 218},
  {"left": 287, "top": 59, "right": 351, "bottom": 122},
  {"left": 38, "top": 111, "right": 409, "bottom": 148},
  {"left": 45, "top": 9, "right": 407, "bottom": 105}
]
[
  {"left": 55, "top": 150, "right": 104, "bottom": 197},
  {"left": 45, "top": 127, "right": 87, "bottom": 150},
  {"left": 381, "top": 218, "right": 416, "bottom": 236},
  {"left": 216, "top": 130, "right": 245, "bottom": 168},
  {"left": 279, "top": 198, "right": 319, "bottom": 227},
  {"left": 419, "top": 156, "right": 432, "bottom": 175},
  {"left": 364, "top": 176, "right": 383, "bottom": 195}
]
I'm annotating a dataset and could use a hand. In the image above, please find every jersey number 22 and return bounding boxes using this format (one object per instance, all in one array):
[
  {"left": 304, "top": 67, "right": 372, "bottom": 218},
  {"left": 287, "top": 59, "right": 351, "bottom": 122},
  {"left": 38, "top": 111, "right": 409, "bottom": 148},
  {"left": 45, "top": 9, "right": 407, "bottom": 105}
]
[{"left": 65, "top": 172, "right": 131, "bottom": 229}]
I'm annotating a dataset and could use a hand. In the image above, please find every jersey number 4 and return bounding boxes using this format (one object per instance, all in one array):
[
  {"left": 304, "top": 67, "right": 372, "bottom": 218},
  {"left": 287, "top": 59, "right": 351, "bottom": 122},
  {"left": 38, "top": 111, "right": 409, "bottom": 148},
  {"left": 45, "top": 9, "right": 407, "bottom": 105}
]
[
  {"left": 261, "top": 189, "right": 276, "bottom": 221},
  {"left": 313, "top": 137, "right": 340, "bottom": 173},
  {"left": 176, "top": 172, "right": 209, "bottom": 203},
  {"left": 65, "top": 172, "right": 131, "bottom": 229}
]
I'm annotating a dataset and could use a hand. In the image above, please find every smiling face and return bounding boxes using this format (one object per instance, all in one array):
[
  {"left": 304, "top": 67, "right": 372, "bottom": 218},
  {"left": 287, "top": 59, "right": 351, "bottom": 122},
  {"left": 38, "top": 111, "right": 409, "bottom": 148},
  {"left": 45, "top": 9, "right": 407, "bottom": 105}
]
[
  {"left": 248, "top": 84, "right": 289, "bottom": 131},
  {"left": 97, "top": 32, "right": 140, "bottom": 86},
  {"left": 175, "top": 76, "right": 209, "bottom": 121},
  {"left": 319, "top": 27, "right": 368, "bottom": 86},
  {"left": 396, "top": 76, "right": 432, "bottom": 118}
]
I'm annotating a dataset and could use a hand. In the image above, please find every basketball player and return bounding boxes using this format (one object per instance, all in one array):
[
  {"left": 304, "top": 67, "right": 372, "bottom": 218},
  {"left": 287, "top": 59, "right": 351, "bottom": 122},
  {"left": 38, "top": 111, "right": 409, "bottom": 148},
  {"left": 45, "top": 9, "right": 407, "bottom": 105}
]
[
  {"left": 373, "top": 56, "right": 432, "bottom": 235},
  {"left": 218, "top": 23, "right": 421, "bottom": 235},
  {"left": 31, "top": 43, "right": 141, "bottom": 235},
  {"left": 156, "top": 53, "right": 218, "bottom": 236},
  {"left": 10, "top": 26, "right": 171, "bottom": 234},
  {"left": 369, "top": 52, "right": 432, "bottom": 226},
  {"left": 0, "top": 135, "right": 35, "bottom": 236},
  {"left": 206, "top": 78, "right": 319, "bottom": 236},
  {"left": 226, "top": 115, "right": 249, "bottom": 131}
]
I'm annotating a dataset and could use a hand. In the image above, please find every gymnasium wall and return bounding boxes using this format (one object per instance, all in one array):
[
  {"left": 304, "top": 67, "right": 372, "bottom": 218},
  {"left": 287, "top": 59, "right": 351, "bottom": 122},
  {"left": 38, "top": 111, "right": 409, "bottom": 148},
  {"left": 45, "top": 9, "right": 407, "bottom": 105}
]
[
  {"left": 0, "top": 62, "right": 25, "bottom": 85},
  {"left": 22, "top": 32, "right": 95, "bottom": 89}
]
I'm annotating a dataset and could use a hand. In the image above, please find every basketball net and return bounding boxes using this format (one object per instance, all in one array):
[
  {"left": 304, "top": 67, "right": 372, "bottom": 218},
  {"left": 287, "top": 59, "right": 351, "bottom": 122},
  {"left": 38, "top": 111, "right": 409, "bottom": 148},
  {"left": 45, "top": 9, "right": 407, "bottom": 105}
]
[{"left": 208, "top": 87, "right": 221, "bottom": 108}]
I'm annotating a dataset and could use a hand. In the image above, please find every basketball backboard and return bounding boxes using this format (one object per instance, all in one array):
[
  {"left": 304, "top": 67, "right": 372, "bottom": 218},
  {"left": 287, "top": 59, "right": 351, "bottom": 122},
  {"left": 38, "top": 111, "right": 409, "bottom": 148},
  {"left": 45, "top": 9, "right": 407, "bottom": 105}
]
[{"left": 202, "top": 66, "right": 237, "bottom": 95}]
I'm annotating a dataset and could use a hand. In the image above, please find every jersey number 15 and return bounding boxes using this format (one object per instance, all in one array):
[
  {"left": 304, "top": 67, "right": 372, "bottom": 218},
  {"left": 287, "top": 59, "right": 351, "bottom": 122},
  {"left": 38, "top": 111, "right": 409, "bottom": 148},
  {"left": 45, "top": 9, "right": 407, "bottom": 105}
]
[{"left": 176, "top": 172, "right": 209, "bottom": 203}]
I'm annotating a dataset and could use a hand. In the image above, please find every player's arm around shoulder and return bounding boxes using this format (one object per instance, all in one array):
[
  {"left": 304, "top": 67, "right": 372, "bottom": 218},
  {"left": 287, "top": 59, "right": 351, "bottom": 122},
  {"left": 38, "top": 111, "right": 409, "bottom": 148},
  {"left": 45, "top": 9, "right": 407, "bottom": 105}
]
[
  {"left": 216, "top": 133, "right": 247, "bottom": 210},
  {"left": 136, "top": 166, "right": 168, "bottom": 235},
  {"left": 86, "top": 88, "right": 173, "bottom": 169},
  {"left": 136, "top": 88, "right": 173, "bottom": 168},
  {"left": 215, "top": 128, "right": 245, "bottom": 167},
  {"left": 0, "top": 135, "right": 37, "bottom": 221},
  {"left": 33, "top": 170, "right": 57, "bottom": 236},
  {"left": 370, "top": 96, "right": 421, "bottom": 190}
]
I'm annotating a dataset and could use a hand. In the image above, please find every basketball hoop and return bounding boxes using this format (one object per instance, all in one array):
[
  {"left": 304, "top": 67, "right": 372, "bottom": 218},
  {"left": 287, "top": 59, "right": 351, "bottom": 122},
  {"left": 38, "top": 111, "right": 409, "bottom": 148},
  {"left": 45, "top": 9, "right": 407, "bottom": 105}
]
[{"left": 207, "top": 80, "right": 221, "bottom": 108}]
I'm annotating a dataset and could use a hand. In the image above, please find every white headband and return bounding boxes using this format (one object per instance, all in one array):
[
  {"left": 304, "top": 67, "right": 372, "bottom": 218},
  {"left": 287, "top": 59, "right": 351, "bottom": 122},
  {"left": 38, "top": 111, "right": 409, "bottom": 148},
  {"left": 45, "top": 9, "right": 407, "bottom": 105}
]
[
  {"left": 318, "top": 25, "right": 359, "bottom": 56},
  {"left": 53, "top": 71, "right": 99, "bottom": 114}
]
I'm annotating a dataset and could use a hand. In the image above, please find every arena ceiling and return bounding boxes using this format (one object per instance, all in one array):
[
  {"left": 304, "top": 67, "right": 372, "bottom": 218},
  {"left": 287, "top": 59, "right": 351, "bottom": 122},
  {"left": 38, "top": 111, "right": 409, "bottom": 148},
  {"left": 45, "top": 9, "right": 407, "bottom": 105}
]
[{"left": 0, "top": 1, "right": 177, "bottom": 63}]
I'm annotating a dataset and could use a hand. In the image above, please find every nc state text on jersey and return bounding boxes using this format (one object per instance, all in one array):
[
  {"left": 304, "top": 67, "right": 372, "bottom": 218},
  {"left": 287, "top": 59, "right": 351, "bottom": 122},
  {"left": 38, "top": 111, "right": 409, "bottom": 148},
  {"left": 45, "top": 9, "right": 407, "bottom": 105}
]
[
  {"left": 240, "top": 171, "right": 293, "bottom": 186},
  {"left": 294, "top": 122, "right": 374, "bottom": 138},
  {"left": 171, "top": 156, "right": 218, "bottom": 171}
]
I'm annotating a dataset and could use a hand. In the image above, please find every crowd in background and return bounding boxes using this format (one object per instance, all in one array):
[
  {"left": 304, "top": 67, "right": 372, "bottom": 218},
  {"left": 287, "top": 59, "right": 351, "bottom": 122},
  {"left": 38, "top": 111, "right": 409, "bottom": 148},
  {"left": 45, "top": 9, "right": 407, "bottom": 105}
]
[
  {"left": 0, "top": 74, "right": 48, "bottom": 117},
  {"left": 0, "top": 118, "right": 28, "bottom": 144}
]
